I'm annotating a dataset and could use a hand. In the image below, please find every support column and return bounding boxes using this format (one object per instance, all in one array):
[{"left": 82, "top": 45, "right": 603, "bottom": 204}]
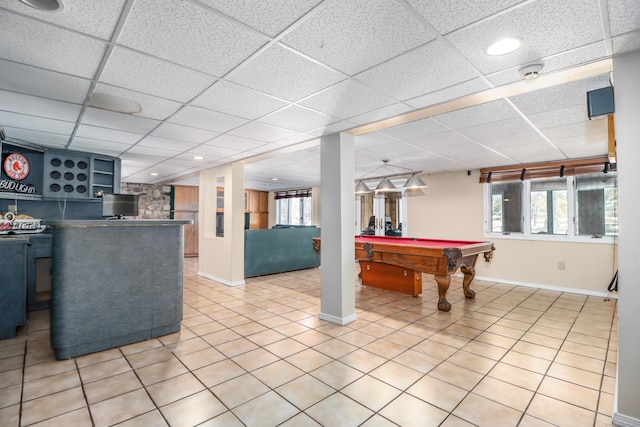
[
  {"left": 319, "top": 132, "right": 357, "bottom": 325},
  {"left": 613, "top": 50, "right": 640, "bottom": 426}
]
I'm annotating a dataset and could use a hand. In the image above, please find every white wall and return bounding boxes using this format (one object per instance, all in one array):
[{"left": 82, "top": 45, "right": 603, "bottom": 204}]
[
  {"left": 198, "top": 163, "right": 245, "bottom": 286},
  {"left": 407, "top": 169, "right": 617, "bottom": 295}
]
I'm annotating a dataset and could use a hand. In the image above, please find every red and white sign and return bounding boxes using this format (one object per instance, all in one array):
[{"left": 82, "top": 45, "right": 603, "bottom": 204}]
[{"left": 3, "top": 153, "right": 30, "bottom": 180}]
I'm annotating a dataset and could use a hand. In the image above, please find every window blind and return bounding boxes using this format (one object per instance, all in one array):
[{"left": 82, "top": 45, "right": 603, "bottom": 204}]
[
  {"left": 479, "top": 157, "right": 613, "bottom": 183},
  {"left": 274, "top": 188, "right": 312, "bottom": 199}
]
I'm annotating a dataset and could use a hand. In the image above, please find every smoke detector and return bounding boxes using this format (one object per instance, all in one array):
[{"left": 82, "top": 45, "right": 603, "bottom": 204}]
[{"left": 518, "top": 63, "right": 544, "bottom": 80}]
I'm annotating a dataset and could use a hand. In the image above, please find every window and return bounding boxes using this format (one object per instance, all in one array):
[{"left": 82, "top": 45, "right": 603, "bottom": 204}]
[
  {"left": 275, "top": 189, "right": 312, "bottom": 225},
  {"left": 490, "top": 181, "right": 523, "bottom": 233},
  {"left": 486, "top": 172, "right": 618, "bottom": 241},
  {"left": 575, "top": 174, "right": 618, "bottom": 236},
  {"left": 530, "top": 178, "right": 568, "bottom": 235}
]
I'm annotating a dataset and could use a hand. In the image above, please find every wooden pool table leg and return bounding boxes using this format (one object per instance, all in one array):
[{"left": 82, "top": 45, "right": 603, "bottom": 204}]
[
  {"left": 461, "top": 266, "right": 476, "bottom": 299},
  {"left": 434, "top": 275, "right": 451, "bottom": 312}
]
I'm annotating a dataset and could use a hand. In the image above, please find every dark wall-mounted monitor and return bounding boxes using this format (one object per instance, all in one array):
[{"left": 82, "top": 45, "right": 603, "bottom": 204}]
[
  {"left": 587, "top": 86, "right": 614, "bottom": 119},
  {"left": 101, "top": 193, "right": 139, "bottom": 219}
]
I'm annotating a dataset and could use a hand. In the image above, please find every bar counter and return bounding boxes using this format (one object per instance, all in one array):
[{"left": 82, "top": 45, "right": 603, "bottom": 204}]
[{"left": 45, "top": 220, "right": 190, "bottom": 359}]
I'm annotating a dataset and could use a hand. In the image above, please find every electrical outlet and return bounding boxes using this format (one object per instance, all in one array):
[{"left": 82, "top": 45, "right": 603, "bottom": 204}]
[{"left": 558, "top": 261, "right": 566, "bottom": 270}]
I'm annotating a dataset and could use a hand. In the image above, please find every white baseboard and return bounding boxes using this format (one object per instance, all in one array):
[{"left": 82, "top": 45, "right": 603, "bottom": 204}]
[
  {"left": 197, "top": 271, "right": 245, "bottom": 287},
  {"left": 613, "top": 412, "right": 640, "bottom": 427},
  {"left": 319, "top": 312, "right": 358, "bottom": 325},
  {"left": 473, "top": 274, "right": 618, "bottom": 300}
]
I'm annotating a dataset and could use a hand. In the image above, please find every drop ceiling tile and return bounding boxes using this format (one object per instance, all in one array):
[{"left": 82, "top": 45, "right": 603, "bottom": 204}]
[
  {"left": 228, "top": 44, "right": 345, "bottom": 102},
  {"left": 300, "top": 79, "right": 398, "bottom": 120},
  {"left": 612, "top": 29, "right": 640, "bottom": 54},
  {"left": 381, "top": 117, "right": 450, "bottom": 140},
  {"left": 75, "top": 124, "right": 143, "bottom": 145},
  {"left": 486, "top": 41, "right": 609, "bottom": 87},
  {"left": 308, "top": 120, "right": 357, "bottom": 137},
  {"left": 229, "top": 122, "right": 298, "bottom": 143},
  {"left": 169, "top": 106, "right": 248, "bottom": 133},
  {"left": 607, "top": 0, "right": 640, "bottom": 36},
  {"left": 553, "top": 134, "right": 608, "bottom": 158},
  {"left": 407, "top": 131, "right": 479, "bottom": 151},
  {"left": 509, "top": 74, "right": 611, "bottom": 115},
  {"left": 195, "top": 144, "right": 243, "bottom": 158},
  {"left": 100, "top": 47, "right": 217, "bottom": 103},
  {"left": 406, "top": 78, "right": 491, "bottom": 109},
  {"left": 433, "top": 99, "right": 520, "bottom": 131},
  {"left": 81, "top": 107, "right": 160, "bottom": 134},
  {"left": 445, "top": 0, "right": 604, "bottom": 74},
  {"left": 405, "top": 0, "right": 523, "bottom": 35},
  {"left": 356, "top": 39, "right": 479, "bottom": 101},
  {"left": 193, "top": 81, "right": 288, "bottom": 120},
  {"left": 268, "top": 132, "right": 314, "bottom": 147},
  {"left": 118, "top": 154, "right": 163, "bottom": 167},
  {"left": 281, "top": 0, "right": 435, "bottom": 75},
  {"left": 198, "top": 0, "right": 323, "bottom": 37},
  {"left": 498, "top": 147, "right": 566, "bottom": 164},
  {"left": 207, "top": 134, "right": 271, "bottom": 152},
  {"left": 136, "top": 136, "right": 199, "bottom": 152},
  {"left": 258, "top": 105, "right": 338, "bottom": 133},
  {"left": 92, "top": 83, "right": 183, "bottom": 121},
  {"left": 0, "top": 90, "right": 81, "bottom": 122},
  {"left": 127, "top": 145, "right": 182, "bottom": 157},
  {"left": 69, "top": 137, "right": 132, "bottom": 157},
  {"left": 355, "top": 132, "right": 402, "bottom": 149},
  {"left": 118, "top": 0, "right": 268, "bottom": 76},
  {"left": 0, "top": 60, "right": 91, "bottom": 104},
  {"left": 0, "top": 10, "right": 107, "bottom": 78},
  {"left": 1, "top": 126, "right": 69, "bottom": 148},
  {"left": 163, "top": 156, "right": 218, "bottom": 168},
  {"left": 0, "top": 0, "right": 126, "bottom": 40},
  {"left": 0, "top": 111, "right": 75, "bottom": 135},
  {"left": 150, "top": 123, "right": 219, "bottom": 144},
  {"left": 458, "top": 117, "right": 537, "bottom": 144},
  {"left": 542, "top": 119, "right": 607, "bottom": 142},
  {"left": 348, "top": 104, "right": 413, "bottom": 126},
  {"left": 526, "top": 105, "right": 588, "bottom": 130},
  {"left": 368, "top": 141, "right": 429, "bottom": 160}
]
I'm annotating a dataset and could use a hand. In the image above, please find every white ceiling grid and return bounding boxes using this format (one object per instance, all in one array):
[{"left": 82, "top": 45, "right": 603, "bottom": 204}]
[{"left": 0, "top": 0, "right": 637, "bottom": 191}]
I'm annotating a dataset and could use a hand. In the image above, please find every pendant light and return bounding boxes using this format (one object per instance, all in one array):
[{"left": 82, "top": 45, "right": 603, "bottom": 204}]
[
  {"left": 355, "top": 159, "right": 426, "bottom": 194},
  {"left": 375, "top": 177, "right": 397, "bottom": 192},
  {"left": 355, "top": 181, "right": 372, "bottom": 193},
  {"left": 403, "top": 174, "right": 428, "bottom": 189}
]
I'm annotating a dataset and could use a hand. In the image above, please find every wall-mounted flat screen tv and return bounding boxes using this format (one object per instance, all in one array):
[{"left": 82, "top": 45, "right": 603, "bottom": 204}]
[
  {"left": 101, "top": 193, "right": 139, "bottom": 219},
  {"left": 587, "top": 86, "right": 614, "bottom": 119}
]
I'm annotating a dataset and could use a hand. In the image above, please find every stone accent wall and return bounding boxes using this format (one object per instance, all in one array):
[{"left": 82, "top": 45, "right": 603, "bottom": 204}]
[{"left": 121, "top": 182, "right": 172, "bottom": 219}]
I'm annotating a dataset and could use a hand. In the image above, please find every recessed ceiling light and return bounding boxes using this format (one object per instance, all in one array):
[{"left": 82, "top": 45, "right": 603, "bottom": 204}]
[
  {"left": 149, "top": 172, "right": 159, "bottom": 176},
  {"left": 19, "top": 0, "right": 64, "bottom": 12},
  {"left": 486, "top": 37, "right": 522, "bottom": 56},
  {"left": 192, "top": 156, "right": 205, "bottom": 160},
  {"left": 271, "top": 177, "right": 279, "bottom": 181}
]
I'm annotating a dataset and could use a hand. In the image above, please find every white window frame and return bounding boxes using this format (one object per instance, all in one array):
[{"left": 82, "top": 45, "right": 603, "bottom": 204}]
[
  {"left": 483, "top": 175, "right": 617, "bottom": 244},
  {"left": 275, "top": 196, "right": 313, "bottom": 225}
]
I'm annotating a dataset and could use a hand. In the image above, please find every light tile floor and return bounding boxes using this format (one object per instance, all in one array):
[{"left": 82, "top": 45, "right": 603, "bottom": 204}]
[{"left": 0, "top": 258, "right": 618, "bottom": 426}]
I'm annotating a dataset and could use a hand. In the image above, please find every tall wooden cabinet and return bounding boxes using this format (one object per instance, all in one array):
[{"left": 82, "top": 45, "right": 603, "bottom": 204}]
[
  {"left": 171, "top": 185, "right": 199, "bottom": 257},
  {"left": 245, "top": 189, "right": 269, "bottom": 229}
]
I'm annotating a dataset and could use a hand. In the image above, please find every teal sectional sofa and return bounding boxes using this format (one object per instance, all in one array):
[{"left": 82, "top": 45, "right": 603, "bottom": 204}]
[{"left": 244, "top": 226, "right": 320, "bottom": 278}]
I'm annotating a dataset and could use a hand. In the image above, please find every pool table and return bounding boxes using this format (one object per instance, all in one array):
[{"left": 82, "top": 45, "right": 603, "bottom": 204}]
[{"left": 313, "top": 236, "right": 494, "bottom": 312}]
